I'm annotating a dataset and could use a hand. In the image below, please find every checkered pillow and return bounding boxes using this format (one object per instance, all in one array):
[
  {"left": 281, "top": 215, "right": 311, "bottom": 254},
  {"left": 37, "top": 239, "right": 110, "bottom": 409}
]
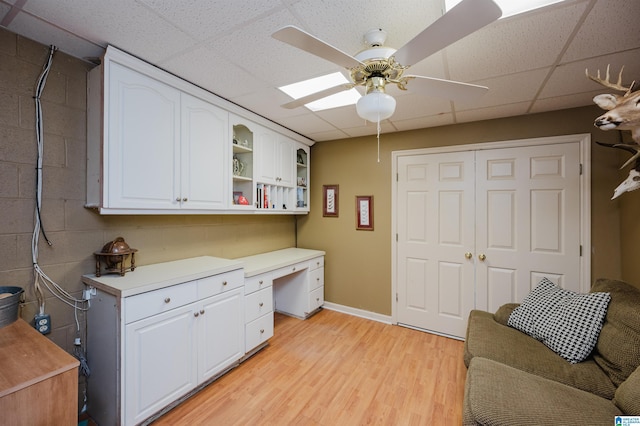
[{"left": 508, "top": 278, "right": 611, "bottom": 364}]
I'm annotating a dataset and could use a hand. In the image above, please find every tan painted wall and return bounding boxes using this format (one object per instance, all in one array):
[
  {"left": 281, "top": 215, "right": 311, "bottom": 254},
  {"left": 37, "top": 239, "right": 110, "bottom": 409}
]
[{"left": 297, "top": 106, "right": 627, "bottom": 315}]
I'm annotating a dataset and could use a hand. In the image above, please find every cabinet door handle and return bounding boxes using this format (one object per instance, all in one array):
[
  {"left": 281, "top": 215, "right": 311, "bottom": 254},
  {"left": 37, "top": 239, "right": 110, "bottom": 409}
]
[
  {"left": 200, "top": 309, "right": 205, "bottom": 315},
  {"left": 316, "top": 297, "right": 320, "bottom": 302},
  {"left": 182, "top": 197, "right": 188, "bottom": 202},
  {"left": 260, "top": 329, "right": 265, "bottom": 334},
  {"left": 175, "top": 197, "right": 181, "bottom": 202},
  {"left": 194, "top": 312, "right": 199, "bottom": 317},
  {"left": 164, "top": 297, "right": 171, "bottom": 303},
  {"left": 259, "top": 302, "right": 264, "bottom": 307}
]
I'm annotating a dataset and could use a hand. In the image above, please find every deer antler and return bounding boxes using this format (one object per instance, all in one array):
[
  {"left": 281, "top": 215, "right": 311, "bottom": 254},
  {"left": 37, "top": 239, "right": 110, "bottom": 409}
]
[{"left": 586, "top": 65, "right": 635, "bottom": 95}]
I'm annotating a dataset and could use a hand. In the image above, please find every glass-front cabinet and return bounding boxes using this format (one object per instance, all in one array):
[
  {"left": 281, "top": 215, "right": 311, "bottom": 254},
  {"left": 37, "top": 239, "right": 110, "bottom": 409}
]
[
  {"left": 295, "top": 145, "right": 309, "bottom": 212},
  {"left": 230, "top": 115, "right": 254, "bottom": 210}
]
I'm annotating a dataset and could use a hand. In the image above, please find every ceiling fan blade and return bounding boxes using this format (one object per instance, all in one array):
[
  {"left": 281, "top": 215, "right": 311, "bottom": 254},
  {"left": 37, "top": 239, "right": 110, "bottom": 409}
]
[
  {"left": 273, "top": 25, "right": 364, "bottom": 69},
  {"left": 404, "top": 75, "right": 488, "bottom": 100},
  {"left": 393, "top": 0, "right": 502, "bottom": 67},
  {"left": 281, "top": 83, "right": 355, "bottom": 109}
]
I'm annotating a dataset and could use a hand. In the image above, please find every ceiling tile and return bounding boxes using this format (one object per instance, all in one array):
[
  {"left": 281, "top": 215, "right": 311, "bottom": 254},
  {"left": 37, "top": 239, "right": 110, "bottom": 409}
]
[
  {"left": 455, "top": 102, "right": 530, "bottom": 124},
  {"left": 561, "top": 0, "right": 640, "bottom": 63},
  {"left": 446, "top": 1, "right": 589, "bottom": 82},
  {"left": 392, "top": 113, "right": 456, "bottom": 132},
  {"left": 529, "top": 89, "right": 607, "bottom": 114},
  {"left": 138, "top": 0, "right": 283, "bottom": 41}
]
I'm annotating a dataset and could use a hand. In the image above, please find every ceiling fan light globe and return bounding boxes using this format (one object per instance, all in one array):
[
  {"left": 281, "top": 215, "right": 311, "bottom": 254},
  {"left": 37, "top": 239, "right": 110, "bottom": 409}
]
[{"left": 356, "top": 91, "right": 396, "bottom": 122}]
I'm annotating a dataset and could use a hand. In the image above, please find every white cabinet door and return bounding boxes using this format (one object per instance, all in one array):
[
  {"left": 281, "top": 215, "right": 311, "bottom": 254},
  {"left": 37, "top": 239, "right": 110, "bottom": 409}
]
[
  {"left": 198, "top": 287, "right": 244, "bottom": 382},
  {"left": 181, "top": 94, "right": 228, "bottom": 210},
  {"left": 276, "top": 136, "right": 295, "bottom": 187},
  {"left": 256, "top": 127, "right": 278, "bottom": 185},
  {"left": 107, "top": 62, "right": 180, "bottom": 209},
  {"left": 125, "top": 304, "right": 198, "bottom": 426}
]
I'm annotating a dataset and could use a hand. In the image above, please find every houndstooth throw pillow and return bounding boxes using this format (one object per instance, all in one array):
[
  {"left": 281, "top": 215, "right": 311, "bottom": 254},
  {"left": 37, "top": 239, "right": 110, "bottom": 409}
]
[{"left": 508, "top": 278, "right": 611, "bottom": 364}]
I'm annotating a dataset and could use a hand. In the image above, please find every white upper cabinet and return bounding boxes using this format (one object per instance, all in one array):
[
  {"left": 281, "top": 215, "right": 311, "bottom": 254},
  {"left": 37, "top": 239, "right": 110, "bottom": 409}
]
[
  {"left": 106, "top": 62, "right": 181, "bottom": 210},
  {"left": 181, "top": 93, "right": 228, "bottom": 210},
  {"left": 87, "top": 45, "right": 313, "bottom": 215}
]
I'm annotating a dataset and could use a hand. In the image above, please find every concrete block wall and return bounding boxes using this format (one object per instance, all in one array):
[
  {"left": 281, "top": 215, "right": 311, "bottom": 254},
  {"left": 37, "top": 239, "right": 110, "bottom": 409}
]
[{"left": 0, "top": 26, "right": 296, "bottom": 398}]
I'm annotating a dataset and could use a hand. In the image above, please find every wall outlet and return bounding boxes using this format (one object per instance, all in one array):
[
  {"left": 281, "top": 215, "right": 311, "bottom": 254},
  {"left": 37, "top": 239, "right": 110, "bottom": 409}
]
[{"left": 34, "top": 313, "right": 51, "bottom": 334}]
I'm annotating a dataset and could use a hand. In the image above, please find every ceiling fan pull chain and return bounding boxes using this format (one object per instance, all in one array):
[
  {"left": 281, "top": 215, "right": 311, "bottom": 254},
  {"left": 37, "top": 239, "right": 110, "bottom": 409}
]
[{"left": 376, "top": 112, "right": 381, "bottom": 163}]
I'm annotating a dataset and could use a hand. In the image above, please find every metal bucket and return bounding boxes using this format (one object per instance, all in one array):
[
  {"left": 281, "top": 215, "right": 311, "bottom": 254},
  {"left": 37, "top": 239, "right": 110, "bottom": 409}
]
[{"left": 0, "top": 286, "right": 24, "bottom": 329}]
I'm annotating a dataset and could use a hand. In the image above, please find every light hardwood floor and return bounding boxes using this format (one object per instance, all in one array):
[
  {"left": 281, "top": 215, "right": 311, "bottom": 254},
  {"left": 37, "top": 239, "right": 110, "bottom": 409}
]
[{"left": 152, "top": 309, "right": 467, "bottom": 425}]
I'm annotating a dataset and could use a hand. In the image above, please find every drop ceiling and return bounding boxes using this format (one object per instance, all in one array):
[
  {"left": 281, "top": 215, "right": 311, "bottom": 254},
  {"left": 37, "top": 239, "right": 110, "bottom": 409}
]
[{"left": 1, "top": 0, "right": 639, "bottom": 142}]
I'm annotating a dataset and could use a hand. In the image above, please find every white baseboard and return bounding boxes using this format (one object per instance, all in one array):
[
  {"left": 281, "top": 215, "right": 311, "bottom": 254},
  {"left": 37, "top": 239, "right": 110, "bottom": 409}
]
[{"left": 321, "top": 302, "right": 393, "bottom": 325}]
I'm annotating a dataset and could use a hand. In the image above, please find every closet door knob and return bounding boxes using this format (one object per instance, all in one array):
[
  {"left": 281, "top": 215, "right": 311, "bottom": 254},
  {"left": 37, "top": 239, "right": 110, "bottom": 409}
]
[
  {"left": 478, "top": 254, "right": 486, "bottom": 261},
  {"left": 465, "top": 252, "right": 472, "bottom": 260}
]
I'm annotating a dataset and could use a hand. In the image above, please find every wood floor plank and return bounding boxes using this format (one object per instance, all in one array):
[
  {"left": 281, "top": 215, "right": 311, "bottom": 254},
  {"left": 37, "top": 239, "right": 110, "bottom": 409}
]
[{"left": 152, "top": 309, "right": 466, "bottom": 425}]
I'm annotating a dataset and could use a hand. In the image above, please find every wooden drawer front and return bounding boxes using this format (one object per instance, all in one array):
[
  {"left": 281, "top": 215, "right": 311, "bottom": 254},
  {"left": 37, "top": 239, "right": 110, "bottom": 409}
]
[
  {"left": 245, "top": 287, "right": 273, "bottom": 323},
  {"left": 309, "top": 256, "right": 324, "bottom": 271},
  {"left": 244, "top": 273, "right": 272, "bottom": 295},
  {"left": 245, "top": 312, "right": 274, "bottom": 353},
  {"left": 198, "top": 269, "right": 244, "bottom": 299},
  {"left": 309, "top": 267, "right": 324, "bottom": 292},
  {"left": 124, "top": 281, "right": 198, "bottom": 324},
  {"left": 308, "top": 286, "right": 324, "bottom": 314}
]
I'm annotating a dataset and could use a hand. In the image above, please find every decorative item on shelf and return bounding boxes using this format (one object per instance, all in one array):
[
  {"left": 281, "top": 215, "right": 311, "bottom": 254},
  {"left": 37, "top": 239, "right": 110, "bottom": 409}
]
[
  {"left": 242, "top": 139, "right": 249, "bottom": 148},
  {"left": 297, "top": 152, "right": 305, "bottom": 165},
  {"left": 94, "top": 237, "right": 137, "bottom": 277},
  {"left": 233, "top": 132, "right": 238, "bottom": 145},
  {"left": 233, "top": 155, "right": 245, "bottom": 176},
  {"left": 297, "top": 176, "right": 306, "bottom": 187},
  {"left": 237, "top": 195, "right": 249, "bottom": 205}
]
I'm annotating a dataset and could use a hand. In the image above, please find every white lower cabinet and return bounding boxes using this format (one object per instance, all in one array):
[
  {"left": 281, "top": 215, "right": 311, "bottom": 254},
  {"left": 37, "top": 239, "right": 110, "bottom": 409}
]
[{"left": 84, "top": 260, "right": 245, "bottom": 426}]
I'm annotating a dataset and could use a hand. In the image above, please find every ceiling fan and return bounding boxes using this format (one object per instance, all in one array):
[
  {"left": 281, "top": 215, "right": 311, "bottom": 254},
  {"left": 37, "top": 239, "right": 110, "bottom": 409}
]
[{"left": 272, "top": 0, "right": 502, "bottom": 123}]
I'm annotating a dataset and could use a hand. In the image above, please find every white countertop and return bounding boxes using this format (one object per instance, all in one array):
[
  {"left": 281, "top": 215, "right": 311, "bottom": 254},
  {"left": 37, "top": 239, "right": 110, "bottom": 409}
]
[
  {"left": 82, "top": 248, "right": 325, "bottom": 297},
  {"left": 235, "top": 247, "right": 325, "bottom": 277},
  {"left": 82, "top": 256, "right": 243, "bottom": 298}
]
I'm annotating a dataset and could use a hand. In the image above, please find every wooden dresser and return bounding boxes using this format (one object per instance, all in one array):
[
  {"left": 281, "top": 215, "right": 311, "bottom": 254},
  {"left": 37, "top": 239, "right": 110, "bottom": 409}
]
[{"left": 0, "top": 319, "right": 79, "bottom": 425}]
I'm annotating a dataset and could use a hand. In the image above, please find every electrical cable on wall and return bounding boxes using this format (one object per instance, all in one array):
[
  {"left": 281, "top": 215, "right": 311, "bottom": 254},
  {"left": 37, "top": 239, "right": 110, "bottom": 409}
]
[{"left": 32, "top": 45, "right": 90, "bottom": 381}]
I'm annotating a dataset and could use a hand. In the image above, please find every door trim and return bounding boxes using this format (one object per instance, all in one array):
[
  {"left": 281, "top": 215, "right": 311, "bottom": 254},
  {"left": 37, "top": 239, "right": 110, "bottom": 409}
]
[{"left": 391, "top": 133, "right": 591, "bottom": 325}]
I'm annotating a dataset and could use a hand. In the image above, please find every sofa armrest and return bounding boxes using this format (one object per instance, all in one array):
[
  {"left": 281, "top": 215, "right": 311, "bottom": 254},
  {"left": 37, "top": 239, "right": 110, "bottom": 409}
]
[{"left": 493, "top": 303, "right": 520, "bottom": 325}]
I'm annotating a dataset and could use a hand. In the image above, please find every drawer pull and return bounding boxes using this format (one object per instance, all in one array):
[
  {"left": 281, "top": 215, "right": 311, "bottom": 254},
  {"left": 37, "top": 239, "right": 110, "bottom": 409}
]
[
  {"left": 222, "top": 281, "right": 228, "bottom": 286},
  {"left": 194, "top": 312, "right": 199, "bottom": 317},
  {"left": 258, "top": 280, "right": 263, "bottom": 285},
  {"left": 316, "top": 297, "right": 320, "bottom": 302},
  {"left": 259, "top": 302, "right": 264, "bottom": 307},
  {"left": 260, "top": 329, "right": 265, "bottom": 334},
  {"left": 200, "top": 309, "right": 205, "bottom": 315},
  {"left": 292, "top": 267, "right": 296, "bottom": 272},
  {"left": 317, "top": 261, "right": 320, "bottom": 266},
  {"left": 164, "top": 297, "right": 171, "bottom": 303}
]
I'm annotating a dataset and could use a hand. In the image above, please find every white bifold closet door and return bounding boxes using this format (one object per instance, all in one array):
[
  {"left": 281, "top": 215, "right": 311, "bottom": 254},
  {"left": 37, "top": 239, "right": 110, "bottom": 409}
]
[{"left": 395, "top": 141, "right": 582, "bottom": 339}]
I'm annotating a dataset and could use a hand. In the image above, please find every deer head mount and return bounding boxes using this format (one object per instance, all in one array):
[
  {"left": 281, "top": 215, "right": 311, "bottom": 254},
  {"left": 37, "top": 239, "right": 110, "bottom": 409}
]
[{"left": 587, "top": 65, "right": 640, "bottom": 199}]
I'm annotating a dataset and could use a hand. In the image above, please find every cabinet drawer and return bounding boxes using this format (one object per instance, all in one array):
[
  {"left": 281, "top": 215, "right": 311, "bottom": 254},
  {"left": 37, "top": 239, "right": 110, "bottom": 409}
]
[
  {"left": 124, "top": 280, "right": 198, "bottom": 324},
  {"left": 308, "top": 286, "right": 324, "bottom": 314},
  {"left": 245, "top": 312, "right": 274, "bottom": 353},
  {"left": 271, "top": 261, "right": 308, "bottom": 281},
  {"left": 245, "top": 287, "right": 273, "bottom": 323},
  {"left": 309, "top": 256, "right": 324, "bottom": 271},
  {"left": 198, "top": 269, "right": 244, "bottom": 299},
  {"left": 309, "top": 267, "right": 324, "bottom": 292},
  {"left": 244, "top": 273, "right": 272, "bottom": 295}
]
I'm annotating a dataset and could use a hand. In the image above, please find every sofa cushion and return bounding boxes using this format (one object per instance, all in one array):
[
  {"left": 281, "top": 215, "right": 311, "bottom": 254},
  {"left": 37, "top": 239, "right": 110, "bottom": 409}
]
[
  {"left": 613, "top": 364, "right": 640, "bottom": 415},
  {"left": 507, "top": 277, "right": 610, "bottom": 363},
  {"left": 463, "top": 357, "right": 622, "bottom": 426},
  {"left": 591, "top": 278, "right": 640, "bottom": 387},
  {"left": 464, "top": 309, "right": 617, "bottom": 398}
]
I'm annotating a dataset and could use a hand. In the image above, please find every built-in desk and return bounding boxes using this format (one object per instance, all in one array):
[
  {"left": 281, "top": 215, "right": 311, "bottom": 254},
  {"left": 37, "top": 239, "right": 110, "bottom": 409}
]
[{"left": 235, "top": 247, "right": 325, "bottom": 354}]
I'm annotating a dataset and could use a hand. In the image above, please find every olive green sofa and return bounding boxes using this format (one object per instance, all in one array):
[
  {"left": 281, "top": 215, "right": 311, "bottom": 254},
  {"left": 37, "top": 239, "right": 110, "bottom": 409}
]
[{"left": 462, "top": 278, "right": 640, "bottom": 425}]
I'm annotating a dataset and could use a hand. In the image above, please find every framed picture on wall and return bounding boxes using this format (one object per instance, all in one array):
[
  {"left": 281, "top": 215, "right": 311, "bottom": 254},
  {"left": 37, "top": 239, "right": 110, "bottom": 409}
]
[
  {"left": 323, "top": 185, "right": 339, "bottom": 217},
  {"left": 356, "top": 195, "right": 373, "bottom": 230}
]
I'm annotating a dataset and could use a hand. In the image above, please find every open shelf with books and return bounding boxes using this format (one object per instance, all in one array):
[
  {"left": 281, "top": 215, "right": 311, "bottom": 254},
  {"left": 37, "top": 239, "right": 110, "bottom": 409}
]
[{"left": 231, "top": 121, "right": 254, "bottom": 209}]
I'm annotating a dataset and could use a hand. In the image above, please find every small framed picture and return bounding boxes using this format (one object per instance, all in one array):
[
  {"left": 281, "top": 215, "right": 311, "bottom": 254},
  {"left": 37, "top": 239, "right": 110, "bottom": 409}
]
[
  {"left": 323, "top": 185, "right": 339, "bottom": 217},
  {"left": 356, "top": 195, "right": 373, "bottom": 231}
]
